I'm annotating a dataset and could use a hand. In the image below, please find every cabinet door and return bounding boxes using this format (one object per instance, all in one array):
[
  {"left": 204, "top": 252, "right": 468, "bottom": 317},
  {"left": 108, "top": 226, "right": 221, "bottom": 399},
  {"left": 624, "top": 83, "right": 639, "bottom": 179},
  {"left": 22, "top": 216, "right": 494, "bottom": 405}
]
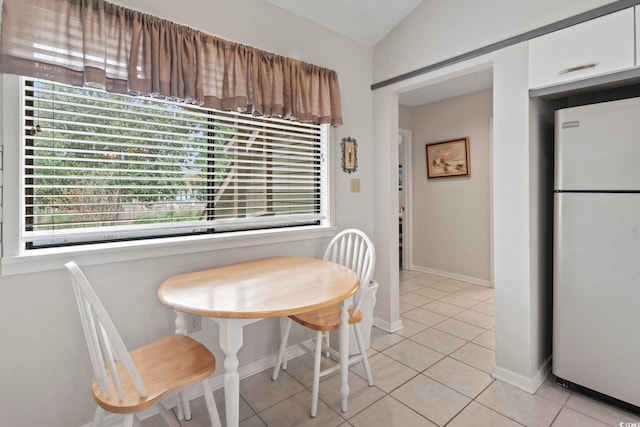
[
  {"left": 529, "top": 8, "right": 635, "bottom": 89},
  {"left": 636, "top": 7, "right": 640, "bottom": 65}
]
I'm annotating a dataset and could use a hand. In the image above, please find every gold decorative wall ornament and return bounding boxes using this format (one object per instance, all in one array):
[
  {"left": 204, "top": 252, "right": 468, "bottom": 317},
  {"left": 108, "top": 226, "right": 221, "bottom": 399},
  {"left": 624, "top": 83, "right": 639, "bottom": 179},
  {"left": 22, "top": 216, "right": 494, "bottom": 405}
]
[{"left": 341, "top": 137, "right": 358, "bottom": 173}]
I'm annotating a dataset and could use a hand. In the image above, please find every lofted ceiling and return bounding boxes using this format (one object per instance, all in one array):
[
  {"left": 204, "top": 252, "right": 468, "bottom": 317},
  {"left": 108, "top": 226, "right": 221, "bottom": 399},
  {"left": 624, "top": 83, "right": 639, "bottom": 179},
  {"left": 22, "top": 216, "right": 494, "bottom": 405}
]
[
  {"left": 263, "top": 0, "right": 424, "bottom": 47},
  {"left": 264, "top": 0, "right": 494, "bottom": 107}
]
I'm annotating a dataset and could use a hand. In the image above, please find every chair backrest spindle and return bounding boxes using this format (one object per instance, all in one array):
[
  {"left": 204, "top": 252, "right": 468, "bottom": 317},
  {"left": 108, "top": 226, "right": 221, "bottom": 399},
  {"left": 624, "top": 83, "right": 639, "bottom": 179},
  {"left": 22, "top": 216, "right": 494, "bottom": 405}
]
[
  {"left": 65, "top": 261, "right": 148, "bottom": 400},
  {"left": 323, "top": 229, "right": 375, "bottom": 315},
  {"left": 74, "top": 287, "right": 105, "bottom": 395}
]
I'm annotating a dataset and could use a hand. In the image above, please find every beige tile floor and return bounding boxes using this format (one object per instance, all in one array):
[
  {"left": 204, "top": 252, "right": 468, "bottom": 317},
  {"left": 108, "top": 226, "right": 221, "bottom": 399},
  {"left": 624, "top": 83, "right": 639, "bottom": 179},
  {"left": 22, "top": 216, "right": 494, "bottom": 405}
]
[{"left": 143, "top": 270, "right": 640, "bottom": 427}]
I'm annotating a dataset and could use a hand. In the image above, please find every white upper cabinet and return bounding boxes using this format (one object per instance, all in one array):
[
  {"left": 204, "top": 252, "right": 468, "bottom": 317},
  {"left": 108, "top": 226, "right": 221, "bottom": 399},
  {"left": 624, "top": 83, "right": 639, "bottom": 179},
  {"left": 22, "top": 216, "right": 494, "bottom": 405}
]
[
  {"left": 528, "top": 8, "right": 635, "bottom": 89},
  {"left": 636, "top": 6, "right": 640, "bottom": 65}
]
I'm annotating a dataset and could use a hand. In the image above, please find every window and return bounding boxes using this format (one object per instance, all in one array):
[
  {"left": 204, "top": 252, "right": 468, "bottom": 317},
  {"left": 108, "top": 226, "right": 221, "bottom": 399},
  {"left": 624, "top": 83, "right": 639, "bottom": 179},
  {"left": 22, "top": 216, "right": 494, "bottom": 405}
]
[{"left": 20, "top": 78, "right": 328, "bottom": 250}]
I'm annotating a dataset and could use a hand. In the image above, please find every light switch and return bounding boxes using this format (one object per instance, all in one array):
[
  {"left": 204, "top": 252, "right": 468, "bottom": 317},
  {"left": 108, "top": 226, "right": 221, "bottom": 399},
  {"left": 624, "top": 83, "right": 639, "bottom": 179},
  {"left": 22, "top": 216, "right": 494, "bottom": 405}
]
[{"left": 350, "top": 178, "right": 360, "bottom": 192}]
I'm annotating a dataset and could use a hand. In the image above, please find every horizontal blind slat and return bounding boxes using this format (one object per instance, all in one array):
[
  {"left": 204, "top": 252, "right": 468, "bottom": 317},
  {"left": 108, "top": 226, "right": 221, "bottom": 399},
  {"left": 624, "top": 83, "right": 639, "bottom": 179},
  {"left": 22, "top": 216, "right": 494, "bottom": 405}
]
[{"left": 22, "top": 77, "right": 327, "bottom": 248}]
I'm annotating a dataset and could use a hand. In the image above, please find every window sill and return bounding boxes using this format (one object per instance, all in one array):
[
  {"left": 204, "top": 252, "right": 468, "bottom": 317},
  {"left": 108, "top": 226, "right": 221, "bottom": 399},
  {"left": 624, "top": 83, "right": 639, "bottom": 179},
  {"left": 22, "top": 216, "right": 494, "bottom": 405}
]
[{"left": 1, "top": 226, "right": 336, "bottom": 276}]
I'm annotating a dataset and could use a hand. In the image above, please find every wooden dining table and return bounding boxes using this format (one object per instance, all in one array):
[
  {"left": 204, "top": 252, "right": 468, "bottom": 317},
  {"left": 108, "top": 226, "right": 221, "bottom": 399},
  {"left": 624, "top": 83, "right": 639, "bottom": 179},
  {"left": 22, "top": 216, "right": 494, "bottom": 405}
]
[{"left": 157, "top": 256, "right": 360, "bottom": 427}]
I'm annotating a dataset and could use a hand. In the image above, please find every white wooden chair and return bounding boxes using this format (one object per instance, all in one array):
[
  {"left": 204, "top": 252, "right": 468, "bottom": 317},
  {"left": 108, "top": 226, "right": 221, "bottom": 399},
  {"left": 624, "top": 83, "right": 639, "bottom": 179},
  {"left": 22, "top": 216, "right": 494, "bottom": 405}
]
[
  {"left": 271, "top": 228, "right": 376, "bottom": 417},
  {"left": 64, "top": 261, "right": 221, "bottom": 427}
]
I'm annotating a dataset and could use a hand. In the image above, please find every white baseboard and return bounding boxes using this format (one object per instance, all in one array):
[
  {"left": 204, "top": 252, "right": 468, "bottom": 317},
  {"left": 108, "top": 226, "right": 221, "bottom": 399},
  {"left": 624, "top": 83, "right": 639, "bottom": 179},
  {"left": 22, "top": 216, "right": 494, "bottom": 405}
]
[
  {"left": 89, "top": 345, "right": 306, "bottom": 427},
  {"left": 412, "top": 265, "right": 492, "bottom": 288},
  {"left": 492, "top": 356, "right": 551, "bottom": 394}
]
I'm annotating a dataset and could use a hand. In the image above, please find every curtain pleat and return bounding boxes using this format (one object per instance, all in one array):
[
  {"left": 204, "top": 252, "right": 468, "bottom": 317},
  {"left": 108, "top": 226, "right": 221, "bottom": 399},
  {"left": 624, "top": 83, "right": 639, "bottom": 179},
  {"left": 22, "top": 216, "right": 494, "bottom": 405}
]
[{"left": 0, "top": 0, "right": 343, "bottom": 125}]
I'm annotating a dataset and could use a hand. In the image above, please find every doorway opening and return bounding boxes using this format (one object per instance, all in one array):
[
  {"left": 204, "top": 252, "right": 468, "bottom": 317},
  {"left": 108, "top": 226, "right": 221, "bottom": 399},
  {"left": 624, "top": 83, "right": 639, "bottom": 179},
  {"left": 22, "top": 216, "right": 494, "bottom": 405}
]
[
  {"left": 396, "top": 64, "right": 494, "bottom": 288},
  {"left": 398, "top": 128, "right": 412, "bottom": 271}
]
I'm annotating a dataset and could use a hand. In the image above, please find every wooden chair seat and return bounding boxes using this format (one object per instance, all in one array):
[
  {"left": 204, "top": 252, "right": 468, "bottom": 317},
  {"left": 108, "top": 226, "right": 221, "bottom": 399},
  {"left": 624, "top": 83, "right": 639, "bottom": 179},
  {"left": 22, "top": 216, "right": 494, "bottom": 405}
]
[
  {"left": 93, "top": 334, "right": 215, "bottom": 414},
  {"left": 290, "top": 305, "right": 362, "bottom": 332}
]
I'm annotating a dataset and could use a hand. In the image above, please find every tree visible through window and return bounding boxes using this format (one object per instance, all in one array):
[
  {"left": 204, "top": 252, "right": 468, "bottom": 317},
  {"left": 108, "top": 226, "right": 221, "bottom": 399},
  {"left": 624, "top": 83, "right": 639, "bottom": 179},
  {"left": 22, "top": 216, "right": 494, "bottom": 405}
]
[{"left": 22, "top": 78, "right": 328, "bottom": 249}]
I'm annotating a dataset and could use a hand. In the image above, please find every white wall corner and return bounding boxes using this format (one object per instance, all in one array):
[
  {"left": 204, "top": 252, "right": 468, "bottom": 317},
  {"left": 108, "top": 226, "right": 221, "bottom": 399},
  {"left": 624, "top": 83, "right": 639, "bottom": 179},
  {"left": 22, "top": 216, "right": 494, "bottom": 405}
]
[
  {"left": 372, "top": 87, "right": 402, "bottom": 329},
  {"left": 492, "top": 41, "right": 536, "bottom": 384},
  {"left": 373, "top": 316, "right": 403, "bottom": 333},
  {"left": 492, "top": 355, "right": 552, "bottom": 395}
]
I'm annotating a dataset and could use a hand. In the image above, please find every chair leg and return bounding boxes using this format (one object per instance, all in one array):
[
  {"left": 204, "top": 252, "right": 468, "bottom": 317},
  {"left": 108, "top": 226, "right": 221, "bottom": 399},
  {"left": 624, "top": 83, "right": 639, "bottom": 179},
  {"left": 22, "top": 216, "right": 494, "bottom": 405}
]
[
  {"left": 92, "top": 406, "right": 106, "bottom": 427},
  {"left": 157, "top": 403, "right": 181, "bottom": 427},
  {"left": 323, "top": 331, "right": 331, "bottom": 357},
  {"left": 121, "top": 414, "right": 135, "bottom": 427},
  {"left": 175, "top": 402, "right": 184, "bottom": 420},
  {"left": 180, "top": 390, "right": 192, "bottom": 420},
  {"left": 132, "top": 416, "right": 144, "bottom": 427},
  {"left": 202, "top": 378, "right": 222, "bottom": 427},
  {"left": 310, "top": 330, "right": 323, "bottom": 418},
  {"left": 353, "top": 323, "right": 374, "bottom": 386},
  {"left": 272, "top": 317, "right": 293, "bottom": 380}
]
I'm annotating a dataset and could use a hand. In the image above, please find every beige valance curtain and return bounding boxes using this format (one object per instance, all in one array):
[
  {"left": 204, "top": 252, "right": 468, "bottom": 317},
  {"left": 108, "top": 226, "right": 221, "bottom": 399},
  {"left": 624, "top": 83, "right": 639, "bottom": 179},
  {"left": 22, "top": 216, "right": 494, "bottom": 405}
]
[{"left": 0, "top": 0, "right": 343, "bottom": 125}]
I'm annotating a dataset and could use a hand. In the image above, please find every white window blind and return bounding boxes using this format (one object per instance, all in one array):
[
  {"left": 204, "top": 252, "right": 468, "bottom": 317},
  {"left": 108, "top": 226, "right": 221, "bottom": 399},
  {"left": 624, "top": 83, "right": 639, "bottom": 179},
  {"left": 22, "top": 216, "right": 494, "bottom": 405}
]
[{"left": 21, "top": 78, "right": 328, "bottom": 249}]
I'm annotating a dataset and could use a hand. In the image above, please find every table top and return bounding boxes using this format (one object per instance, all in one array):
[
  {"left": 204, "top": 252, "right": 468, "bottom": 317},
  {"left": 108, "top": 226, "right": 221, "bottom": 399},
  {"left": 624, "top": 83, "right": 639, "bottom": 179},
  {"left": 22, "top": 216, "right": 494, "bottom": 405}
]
[{"left": 157, "top": 256, "right": 359, "bottom": 318}]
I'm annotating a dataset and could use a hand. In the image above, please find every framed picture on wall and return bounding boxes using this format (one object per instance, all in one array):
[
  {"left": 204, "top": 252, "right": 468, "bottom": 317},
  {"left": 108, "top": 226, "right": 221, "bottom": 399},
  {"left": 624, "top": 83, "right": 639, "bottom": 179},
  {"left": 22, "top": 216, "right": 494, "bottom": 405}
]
[{"left": 425, "top": 137, "right": 470, "bottom": 179}]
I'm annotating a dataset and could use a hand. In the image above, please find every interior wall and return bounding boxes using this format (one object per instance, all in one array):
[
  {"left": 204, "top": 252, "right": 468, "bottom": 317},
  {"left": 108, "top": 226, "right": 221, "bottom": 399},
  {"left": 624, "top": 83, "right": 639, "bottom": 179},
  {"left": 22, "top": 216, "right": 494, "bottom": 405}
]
[
  {"left": 373, "top": 88, "right": 402, "bottom": 332},
  {"left": 0, "top": 1, "right": 375, "bottom": 427},
  {"left": 399, "top": 104, "right": 414, "bottom": 129},
  {"left": 490, "top": 43, "right": 542, "bottom": 390},
  {"left": 402, "top": 89, "right": 492, "bottom": 283}
]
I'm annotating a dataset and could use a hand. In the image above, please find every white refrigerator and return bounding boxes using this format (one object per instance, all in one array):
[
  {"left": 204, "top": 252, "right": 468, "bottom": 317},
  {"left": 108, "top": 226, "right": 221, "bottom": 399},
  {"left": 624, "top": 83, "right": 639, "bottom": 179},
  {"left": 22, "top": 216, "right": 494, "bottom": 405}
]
[{"left": 553, "top": 97, "right": 640, "bottom": 409}]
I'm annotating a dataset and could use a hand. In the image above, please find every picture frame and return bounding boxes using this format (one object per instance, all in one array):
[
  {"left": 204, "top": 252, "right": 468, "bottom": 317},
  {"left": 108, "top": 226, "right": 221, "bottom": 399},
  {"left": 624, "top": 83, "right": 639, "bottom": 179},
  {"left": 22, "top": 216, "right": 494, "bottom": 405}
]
[
  {"left": 425, "top": 137, "right": 470, "bottom": 179},
  {"left": 341, "top": 137, "right": 358, "bottom": 173}
]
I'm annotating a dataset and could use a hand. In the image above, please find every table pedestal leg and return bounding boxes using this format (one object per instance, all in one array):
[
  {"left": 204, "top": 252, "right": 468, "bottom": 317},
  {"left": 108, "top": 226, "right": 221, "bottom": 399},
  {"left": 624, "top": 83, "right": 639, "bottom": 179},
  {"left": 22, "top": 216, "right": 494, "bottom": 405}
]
[
  {"left": 216, "top": 318, "right": 244, "bottom": 427},
  {"left": 339, "top": 301, "right": 350, "bottom": 412},
  {"left": 173, "top": 311, "right": 191, "bottom": 420}
]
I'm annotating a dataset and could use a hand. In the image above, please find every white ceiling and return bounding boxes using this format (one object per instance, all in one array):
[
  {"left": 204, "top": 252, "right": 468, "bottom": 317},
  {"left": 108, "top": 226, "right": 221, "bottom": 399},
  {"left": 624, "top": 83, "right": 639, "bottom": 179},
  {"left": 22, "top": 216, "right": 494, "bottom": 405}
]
[
  {"left": 264, "top": 0, "right": 493, "bottom": 107},
  {"left": 263, "top": 0, "right": 424, "bottom": 47}
]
